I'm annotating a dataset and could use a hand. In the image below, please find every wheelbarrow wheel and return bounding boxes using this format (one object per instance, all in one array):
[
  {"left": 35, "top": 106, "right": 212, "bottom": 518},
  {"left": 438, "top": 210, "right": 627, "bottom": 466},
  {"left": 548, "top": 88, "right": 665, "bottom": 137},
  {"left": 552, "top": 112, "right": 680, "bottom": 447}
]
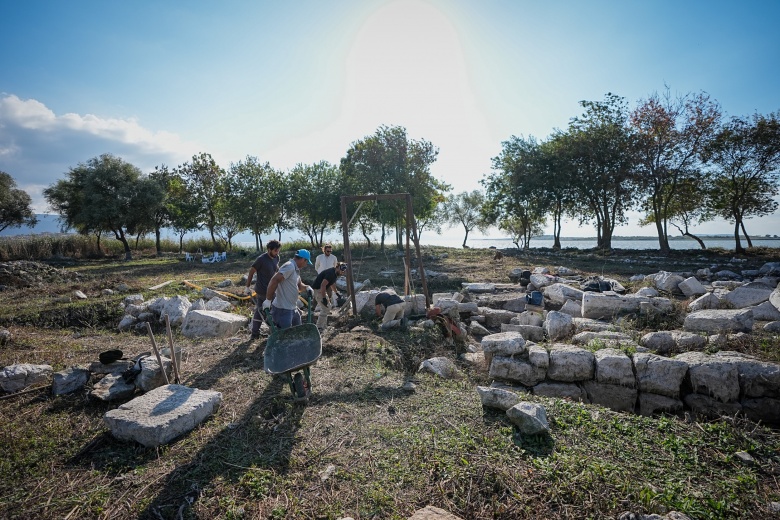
[{"left": 293, "top": 372, "right": 306, "bottom": 399}]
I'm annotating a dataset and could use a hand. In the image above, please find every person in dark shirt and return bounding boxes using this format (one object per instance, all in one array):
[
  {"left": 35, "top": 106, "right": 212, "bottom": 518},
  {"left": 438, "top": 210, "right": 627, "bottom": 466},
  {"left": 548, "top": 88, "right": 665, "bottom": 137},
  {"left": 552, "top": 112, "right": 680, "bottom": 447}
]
[
  {"left": 374, "top": 287, "right": 406, "bottom": 330},
  {"left": 312, "top": 262, "right": 347, "bottom": 329},
  {"left": 244, "top": 240, "right": 281, "bottom": 339}
]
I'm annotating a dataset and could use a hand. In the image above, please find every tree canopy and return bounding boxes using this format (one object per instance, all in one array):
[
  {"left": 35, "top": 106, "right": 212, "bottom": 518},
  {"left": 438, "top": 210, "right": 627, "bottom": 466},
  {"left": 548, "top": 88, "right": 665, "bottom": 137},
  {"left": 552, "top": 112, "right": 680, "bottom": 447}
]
[
  {"left": 43, "top": 154, "right": 164, "bottom": 260},
  {"left": 0, "top": 172, "right": 38, "bottom": 233}
]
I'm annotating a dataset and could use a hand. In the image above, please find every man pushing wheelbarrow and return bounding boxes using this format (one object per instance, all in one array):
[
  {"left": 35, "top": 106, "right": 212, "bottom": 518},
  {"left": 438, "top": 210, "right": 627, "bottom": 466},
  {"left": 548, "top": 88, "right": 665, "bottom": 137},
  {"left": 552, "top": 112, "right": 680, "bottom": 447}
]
[{"left": 262, "top": 249, "right": 322, "bottom": 401}]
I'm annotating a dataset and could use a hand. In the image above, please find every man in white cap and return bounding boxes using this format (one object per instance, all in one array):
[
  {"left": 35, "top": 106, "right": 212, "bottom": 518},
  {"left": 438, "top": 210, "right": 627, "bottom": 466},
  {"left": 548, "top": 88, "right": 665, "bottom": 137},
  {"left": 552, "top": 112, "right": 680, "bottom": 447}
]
[{"left": 263, "top": 249, "right": 314, "bottom": 329}]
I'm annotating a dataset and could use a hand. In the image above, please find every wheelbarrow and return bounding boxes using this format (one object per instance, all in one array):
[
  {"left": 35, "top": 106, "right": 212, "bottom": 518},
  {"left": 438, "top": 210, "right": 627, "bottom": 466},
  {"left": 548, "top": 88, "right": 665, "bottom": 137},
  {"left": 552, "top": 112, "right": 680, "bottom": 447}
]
[{"left": 263, "top": 295, "right": 322, "bottom": 401}]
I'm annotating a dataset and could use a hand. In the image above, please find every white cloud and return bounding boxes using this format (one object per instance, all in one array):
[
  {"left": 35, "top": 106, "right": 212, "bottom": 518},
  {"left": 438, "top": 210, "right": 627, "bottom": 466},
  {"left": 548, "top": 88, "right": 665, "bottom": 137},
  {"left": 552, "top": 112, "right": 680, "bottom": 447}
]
[{"left": 0, "top": 93, "right": 200, "bottom": 212}]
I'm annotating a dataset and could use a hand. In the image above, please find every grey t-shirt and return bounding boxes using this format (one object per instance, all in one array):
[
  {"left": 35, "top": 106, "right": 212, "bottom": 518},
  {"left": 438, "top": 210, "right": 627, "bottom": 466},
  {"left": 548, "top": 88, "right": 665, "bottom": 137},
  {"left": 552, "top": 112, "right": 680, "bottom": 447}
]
[{"left": 272, "top": 260, "right": 300, "bottom": 310}]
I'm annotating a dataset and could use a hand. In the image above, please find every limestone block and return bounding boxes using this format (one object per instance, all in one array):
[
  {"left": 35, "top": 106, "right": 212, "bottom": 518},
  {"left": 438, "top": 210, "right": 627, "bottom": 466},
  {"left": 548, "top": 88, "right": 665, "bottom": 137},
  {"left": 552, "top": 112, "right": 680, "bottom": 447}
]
[
  {"left": 52, "top": 366, "right": 90, "bottom": 395},
  {"left": 751, "top": 301, "right": 780, "bottom": 321},
  {"left": 547, "top": 344, "right": 594, "bottom": 382},
  {"left": 770, "top": 286, "right": 780, "bottom": 312},
  {"left": 457, "top": 301, "right": 479, "bottom": 314},
  {"left": 483, "top": 309, "right": 517, "bottom": 328},
  {"left": 529, "top": 274, "right": 555, "bottom": 290},
  {"left": 103, "top": 384, "right": 222, "bottom": 447},
  {"left": 419, "top": 357, "right": 461, "bottom": 379},
  {"left": 527, "top": 344, "right": 549, "bottom": 370},
  {"left": 489, "top": 356, "right": 546, "bottom": 386},
  {"left": 741, "top": 397, "right": 780, "bottom": 425},
  {"left": 124, "top": 303, "right": 150, "bottom": 317},
  {"left": 408, "top": 505, "right": 464, "bottom": 520},
  {"left": 481, "top": 332, "right": 526, "bottom": 356},
  {"left": 181, "top": 310, "right": 249, "bottom": 338},
  {"left": 205, "top": 298, "right": 233, "bottom": 312},
  {"left": 118, "top": 315, "right": 137, "bottom": 331},
  {"left": 544, "top": 311, "right": 573, "bottom": 341},
  {"left": 638, "top": 392, "right": 683, "bottom": 417},
  {"left": 532, "top": 381, "right": 587, "bottom": 402},
  {"left": 671, "top": 331, "right": 707, "bottom": 351},
  {"left": 135, "top": 356, "right": 173, "bottom": 393},
  {"left": 91, "top": 373, "right": 136, "bottom": 401},
  {"left": 506, "top": 402, "right": 550, "bottom": 435},
  {"left": 723, "top": 284, "right": 773, "bottom": 309},
  {"left": 572, "top": 318, "right": 614, "bottom": 333},
  {"left": 683, "top": 394, "right": 741, "bottom": 419},
  {"left": 687, "top": 292, "right": 721, "bottom": 312},
  {"left": 123, "top": 294, "right": 145, "bottom": 306},
  {"left": 462, "top": 283, "right": 495, "bottom": 293},
  {"left": 468, "top": 321, "right": 491, "bottom": 336},
  {"left": 653, "top": 271, "right": 685, "bottom": 293},
  {"left": 476, "top": 386, "right": 521, "bottom": 411},
  {"left": 500, "top": 323, "right": 544, "bottom": 342},
  {"left": 683, "top": 309, "right": 753, "bottom": 334},
  {"left": 582, "top": 381, "right": 637, "bottom": 412},
  {"left": 572, "top": 330, "right": 632, "bottom": 346},
  {"left": 0, "top": 363, "right": 53, "bottom": 392},
  {"left": 640, "top": 331, "right": 676, "bottom": 353},
  {"left": 582, "top": 293, "right": 671, "bottom": 320},
  {"left": 713, "top": 352, "right": 780, "bottom": 398},
  {"left": 559, "top": 299, "right": 582, "bottom": 318},
  {"left": 633, "top": 353, "right": 688, "bottom": 398},
  {"left": 543, "top": 283, "right": 584, "bottom": 305},
  {"left": 635, "top": 287, "right": 659, "bottom": 297},
  {"left": 594, "top": 348, "right": 635, "bottom": 387},
  {"left": 512, "top": 311, "right": 544, "bottom": 327},
  {"left": 675, "top": 352, "right": 740, "bottom": 403},
  {"left": 765, "top": 321, "right": 780, "bottom": 332},
  {"left": 678, "top": 277, "right": 707, "bottom": 298},
  {"left": 149, "top": 295, "right": 192, "bottom": 326}
]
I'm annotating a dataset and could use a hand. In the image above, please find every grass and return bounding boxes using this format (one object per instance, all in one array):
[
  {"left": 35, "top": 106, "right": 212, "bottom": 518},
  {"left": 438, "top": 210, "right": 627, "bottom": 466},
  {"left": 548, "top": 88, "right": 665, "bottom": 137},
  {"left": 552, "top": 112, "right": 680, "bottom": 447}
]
[{"left": 0, "top": 243, "right": 779, "bottom": 519}]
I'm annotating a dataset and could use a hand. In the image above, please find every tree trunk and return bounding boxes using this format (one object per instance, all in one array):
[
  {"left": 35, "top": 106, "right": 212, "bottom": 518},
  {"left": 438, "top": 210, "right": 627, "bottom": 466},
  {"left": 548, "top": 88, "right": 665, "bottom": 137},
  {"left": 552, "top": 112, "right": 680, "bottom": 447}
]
[
  {"left": 116, "top": 229, "right": 133, "bottom": 261},
  {"left": 254, "top": 233, "right": 261, "bottom": 252},
  {"left": 655, "top": 217, "right": 670, "bottom": 254},
  {"left": 462, "top": 228, "right": 470, "bottom": 248},
  {"left": 739, "top": 221, "right": 753, "bottom": 248},
  {"left": 155, "top": 228, "right": 162, "bottom": 256},
  {"left": 683, "top": 232, "right": 707, "bottom": 249},
  {"left": 734, "top": 221, "right": 744, "bottom": 253},
  {"left": 553, "top": 206, "right": 562, "bottom": 250}
]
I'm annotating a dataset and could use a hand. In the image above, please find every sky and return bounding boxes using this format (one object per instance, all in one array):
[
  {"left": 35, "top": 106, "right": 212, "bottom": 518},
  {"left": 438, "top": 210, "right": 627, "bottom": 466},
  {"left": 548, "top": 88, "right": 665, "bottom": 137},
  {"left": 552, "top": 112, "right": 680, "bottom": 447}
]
[{"left": 1, "top": 0, "right": 779, "bottom": 239}]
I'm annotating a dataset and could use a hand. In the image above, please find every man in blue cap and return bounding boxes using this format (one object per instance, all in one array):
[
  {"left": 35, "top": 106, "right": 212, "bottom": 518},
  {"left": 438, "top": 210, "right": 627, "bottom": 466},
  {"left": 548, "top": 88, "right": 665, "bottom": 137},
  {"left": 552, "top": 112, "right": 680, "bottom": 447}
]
[{"left": 263, "top": 249, "right": 314, "bottom": 329}]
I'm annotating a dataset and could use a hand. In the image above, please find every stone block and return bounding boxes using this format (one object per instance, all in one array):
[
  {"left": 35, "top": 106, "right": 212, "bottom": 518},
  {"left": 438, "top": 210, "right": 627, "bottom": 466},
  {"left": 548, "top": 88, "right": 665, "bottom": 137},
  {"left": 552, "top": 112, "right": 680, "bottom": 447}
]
[
  {"left": 547, "top": 344, "right": 594, "bottom": 382},
  {"left": 683, "top": 308, "right": 753, "bottom": 334},
  {"left": 582, "top": 381, "right": 637, "bottom": 412},
  {"left": 532, "top": 382, "right": 587, "bottom": 402},
  {"left": 103, "top": 384, "right": 222, "bottom": 447},
  {"left": 633, "top": 353, "right": 688, "bottom": 398}
]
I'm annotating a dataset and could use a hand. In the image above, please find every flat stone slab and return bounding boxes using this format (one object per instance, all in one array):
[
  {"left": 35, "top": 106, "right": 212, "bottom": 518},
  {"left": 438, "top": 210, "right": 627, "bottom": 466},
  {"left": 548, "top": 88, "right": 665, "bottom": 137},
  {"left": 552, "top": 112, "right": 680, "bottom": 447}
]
[{"left": 103, "top": 384, "right": 222, "bottom": 447}]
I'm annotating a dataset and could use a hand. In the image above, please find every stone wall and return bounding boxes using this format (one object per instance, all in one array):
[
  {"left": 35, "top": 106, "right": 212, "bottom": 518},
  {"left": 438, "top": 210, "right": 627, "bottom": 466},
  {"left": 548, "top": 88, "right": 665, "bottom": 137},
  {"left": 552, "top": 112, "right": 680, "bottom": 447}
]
[{"left": 482, "top": 332, "right": 780, "bottom": 425}]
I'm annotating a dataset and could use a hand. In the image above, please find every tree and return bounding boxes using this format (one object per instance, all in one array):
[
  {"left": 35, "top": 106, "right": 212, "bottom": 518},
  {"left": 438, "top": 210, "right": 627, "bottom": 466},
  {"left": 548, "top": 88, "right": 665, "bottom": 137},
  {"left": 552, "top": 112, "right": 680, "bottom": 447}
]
[
  {"left": 340, "top": 125, "right": 448, "bottom": 250},
  {"left": 166, "top": 172, "right": 202, "bottom": 253},
  {"left": 176, "top": 153, "right": 225, "bottom": 249},
  {"left": 485, "top": 135, "right": 565, "bottom": 249},
  {"left": 289, "top": 162, "right": 343, "bottom": 249},
  {"left": 564, "top": 93, "right": 641, "bottom": 250},
  {"left": 638, "top": 178, "right": 712, "bottom": 249},
  {"left": 442, "top": 190, "right": 490, "bottom": 248},
  {"left": 0, "top": 172, "right": 38, "bottom": 233},
  {"left": 43, "top": 154, "right": 164, "bottom": 260},
  {"left": 704, "top": 112, "right": 780, "bottom": 253},
  {"left": 224, "top": 157, "right": 280, "bottom": 252},
  {"left": 631, "top": 88, "right": 721, "bottom": 253},
  {"left": 148, "top": 165, "right": 175, "bottom": 256}
]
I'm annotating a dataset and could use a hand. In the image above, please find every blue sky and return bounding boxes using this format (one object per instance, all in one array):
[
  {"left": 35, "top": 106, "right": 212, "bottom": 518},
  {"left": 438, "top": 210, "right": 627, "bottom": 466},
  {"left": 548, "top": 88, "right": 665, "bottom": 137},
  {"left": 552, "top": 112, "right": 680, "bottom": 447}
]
[{"left": 1, "top": 0, "right": 779, "bottom": 238}]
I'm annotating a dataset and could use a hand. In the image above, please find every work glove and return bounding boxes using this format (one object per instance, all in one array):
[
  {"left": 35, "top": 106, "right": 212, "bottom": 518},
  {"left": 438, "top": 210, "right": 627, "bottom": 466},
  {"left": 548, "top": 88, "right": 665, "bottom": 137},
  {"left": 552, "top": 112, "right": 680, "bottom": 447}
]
[
  {"left": 243, "top": 286, "right": 252, "bottom": 296},
  {"left": 321, "top": 296, "right": 329, "bottom": 307},
  {"left": 262, "top": 299, "right": 272, "bottom": 310}
]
